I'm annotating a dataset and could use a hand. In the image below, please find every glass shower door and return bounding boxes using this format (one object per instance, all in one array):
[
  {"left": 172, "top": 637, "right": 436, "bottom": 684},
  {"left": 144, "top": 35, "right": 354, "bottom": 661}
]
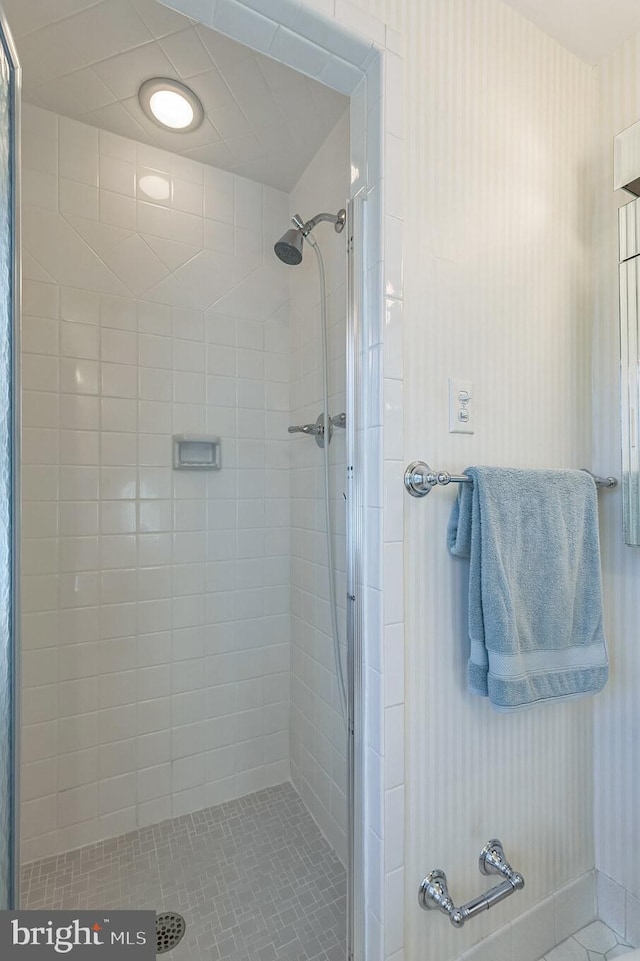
[{"left": 0, "top": 5, "right": 19, "bottom": 910}]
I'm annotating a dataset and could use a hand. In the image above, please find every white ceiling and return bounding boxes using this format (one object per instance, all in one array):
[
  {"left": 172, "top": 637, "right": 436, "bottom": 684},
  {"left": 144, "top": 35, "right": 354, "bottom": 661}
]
[
  {"left": 503, "top": 0, "right": 640, "bottom": 65},
  {"left": 3, "top": 0, "right": 348, "bottom": 191}
]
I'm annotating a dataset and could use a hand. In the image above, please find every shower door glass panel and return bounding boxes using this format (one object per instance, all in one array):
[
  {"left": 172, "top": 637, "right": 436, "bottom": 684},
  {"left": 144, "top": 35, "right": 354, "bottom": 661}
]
[{"left": 0, "top": 17, "right": 17, "bottom": 910}]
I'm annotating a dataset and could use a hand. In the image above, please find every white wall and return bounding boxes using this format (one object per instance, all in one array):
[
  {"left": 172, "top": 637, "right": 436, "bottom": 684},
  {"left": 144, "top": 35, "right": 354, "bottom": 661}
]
[
  {"left": 20, "top": 104, "right": 293, "bottom": 861},
  {"left": 288, "top": 109, "right": 350, "bottom": 858},
  {"left": 402, "top": 2, "right": 598, "bottom": 960},
  {"left": 593, "top": 29, "right": 640, "bottom": 947}
]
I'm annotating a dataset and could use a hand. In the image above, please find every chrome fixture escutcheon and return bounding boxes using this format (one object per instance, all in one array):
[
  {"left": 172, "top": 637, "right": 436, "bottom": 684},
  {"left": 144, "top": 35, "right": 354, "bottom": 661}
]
[
  {"left": 479, "top": 838, "right": 524, "bottom": 888},
  {"left": 419, "top": 870, "right": 455, "bottom": 915},
  {"left": 404, "top": 461, "right": 438, "bottom": 496}
]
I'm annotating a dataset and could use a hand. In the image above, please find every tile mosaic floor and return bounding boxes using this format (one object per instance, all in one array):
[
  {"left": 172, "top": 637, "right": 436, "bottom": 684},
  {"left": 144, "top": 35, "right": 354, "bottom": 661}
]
[
  {"left": 20, "top": 782, "right": 346, "bottom": 961},
  {"left": 539, "top": 920, "right": 634, "bottom": 961}
]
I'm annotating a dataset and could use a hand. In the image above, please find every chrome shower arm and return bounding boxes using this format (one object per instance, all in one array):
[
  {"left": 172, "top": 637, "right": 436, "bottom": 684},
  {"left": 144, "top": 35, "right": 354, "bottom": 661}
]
[
  {"left": 306, "top": 211, "right": 346, "bottom": 232},
  {"left": 292, "top": 210, "right": 346, "bottom": 236}
]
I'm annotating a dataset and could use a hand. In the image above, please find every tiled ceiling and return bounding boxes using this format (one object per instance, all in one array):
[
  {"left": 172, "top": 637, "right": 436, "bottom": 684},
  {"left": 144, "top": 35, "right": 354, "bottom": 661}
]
[{"left": 4, "top": 0, "right": 349, "bottom": 191}]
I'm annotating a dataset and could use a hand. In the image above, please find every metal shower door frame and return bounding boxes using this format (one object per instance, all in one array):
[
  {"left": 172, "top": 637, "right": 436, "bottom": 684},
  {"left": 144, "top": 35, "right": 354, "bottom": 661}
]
[
  {"left": 0, "top": 0, "right": 20, "bottom": 909},
  {"left": 346, "top": 189, "right": 366, "bottom": 961}
]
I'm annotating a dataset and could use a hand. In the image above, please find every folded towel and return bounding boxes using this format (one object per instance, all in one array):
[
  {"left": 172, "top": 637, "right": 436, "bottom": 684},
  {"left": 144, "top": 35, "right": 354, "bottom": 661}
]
[{"left": 447, "top": 467, "right": 608, "bottom": 711}]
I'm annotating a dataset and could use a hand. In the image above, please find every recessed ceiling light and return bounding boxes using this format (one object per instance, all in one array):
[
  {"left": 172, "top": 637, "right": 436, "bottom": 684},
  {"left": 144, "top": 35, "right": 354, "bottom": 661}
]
[{"left": 138, "top": 78, "right": 204, "bottom": 133}]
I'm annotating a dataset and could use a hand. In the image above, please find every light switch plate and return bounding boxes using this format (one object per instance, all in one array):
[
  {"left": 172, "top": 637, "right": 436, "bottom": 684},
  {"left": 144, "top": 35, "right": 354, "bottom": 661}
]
[{"left": 449, "top": 378, "right": 474, "bottom": 434}]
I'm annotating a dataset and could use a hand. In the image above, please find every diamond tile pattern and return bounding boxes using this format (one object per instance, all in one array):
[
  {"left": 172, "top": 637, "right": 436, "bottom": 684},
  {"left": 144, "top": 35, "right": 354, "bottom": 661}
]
[
  {"left": 21, "top": 783, "right": 346, "bottom": 961},
  {"left": 539, "top": 922, "right": 634, "bottom": 961},
  {"left": 3, "top": 0, "right": 348, "bottom": 190}
]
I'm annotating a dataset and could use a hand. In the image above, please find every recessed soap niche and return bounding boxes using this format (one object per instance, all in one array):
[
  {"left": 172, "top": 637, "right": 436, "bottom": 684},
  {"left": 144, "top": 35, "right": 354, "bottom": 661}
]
[{"left": 173, "top": 435, "right": 221, "bottom": 471}]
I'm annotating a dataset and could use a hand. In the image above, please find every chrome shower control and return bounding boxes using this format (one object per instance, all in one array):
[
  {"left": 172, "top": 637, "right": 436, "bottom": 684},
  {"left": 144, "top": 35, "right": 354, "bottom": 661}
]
[
  {"left": 287, "top": 423, "right": 321, "bottom": 435},
  {"left": 287, "top": 413, "right": 333, "bottom": 448}
]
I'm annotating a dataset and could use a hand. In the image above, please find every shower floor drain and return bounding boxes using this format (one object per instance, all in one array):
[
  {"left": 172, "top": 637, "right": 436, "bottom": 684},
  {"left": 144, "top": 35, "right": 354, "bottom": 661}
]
[{"left": 156, "top": 913, "right": 186, "bottom": 954}]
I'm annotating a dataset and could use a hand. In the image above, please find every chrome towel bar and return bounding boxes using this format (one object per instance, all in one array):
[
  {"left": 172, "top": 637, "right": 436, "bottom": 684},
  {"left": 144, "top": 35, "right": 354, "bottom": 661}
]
[
  {"left": 404, "top": 461, "right": 618, "bottom": 498},
  {"left": 419, "top": 839, "right": 525, "bottom": 928}
]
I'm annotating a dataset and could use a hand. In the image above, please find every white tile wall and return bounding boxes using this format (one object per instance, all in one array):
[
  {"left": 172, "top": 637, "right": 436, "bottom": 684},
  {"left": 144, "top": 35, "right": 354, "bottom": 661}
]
[
  {"left": 22, "top": 4, "right": 399, "bottom": 961},
  {"left": 148, "top": 9, "right": 398, "bottom": 961},
  {"left": 596, "top": 872, "right": 627, "bottom": 941},
  {"left": 20, "top": 104, "right": 294, "bottom": 860},
  {"left": 288, "top": 108, "right": 350, "bottom": 858}
]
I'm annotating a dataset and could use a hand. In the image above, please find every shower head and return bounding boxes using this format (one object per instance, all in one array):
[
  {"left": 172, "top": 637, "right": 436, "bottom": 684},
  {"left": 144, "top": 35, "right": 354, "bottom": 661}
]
[
  {"left": 273, "top": 209, "right": 346, "bottom": 266},
  {"left": 274, "top": 227, "right": 304, "bottom": 266}
]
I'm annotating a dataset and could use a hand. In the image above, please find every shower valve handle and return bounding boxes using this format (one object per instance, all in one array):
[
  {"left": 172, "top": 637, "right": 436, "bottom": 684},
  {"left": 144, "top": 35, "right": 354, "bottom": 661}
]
[
  {"left": 288, "top": 423, "right": 322, "bottom": 436},
  {"left": 287, "top": 413, "right": 333, "bottom": 448}
]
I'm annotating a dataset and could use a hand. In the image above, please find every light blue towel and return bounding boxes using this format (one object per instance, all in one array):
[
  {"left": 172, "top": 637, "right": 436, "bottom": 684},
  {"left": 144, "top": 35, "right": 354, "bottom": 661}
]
[{"left": 447, "top": 467, "right": 609, "bottom": 711}]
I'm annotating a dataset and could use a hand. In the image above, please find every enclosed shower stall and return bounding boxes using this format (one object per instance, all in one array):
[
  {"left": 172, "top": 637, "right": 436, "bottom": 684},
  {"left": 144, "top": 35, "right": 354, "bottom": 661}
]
[
  {"left": 2, "top": 0, "right": 363, "bottom": 957},
  {"left": 9, "top": 2, "right": 640, "bottom": 961}
]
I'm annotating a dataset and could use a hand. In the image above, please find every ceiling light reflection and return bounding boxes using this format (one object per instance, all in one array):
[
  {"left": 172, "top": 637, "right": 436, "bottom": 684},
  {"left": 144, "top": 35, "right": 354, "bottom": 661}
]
[{"left": 139, "top": 173, "right": 171, "bottom": 202}]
